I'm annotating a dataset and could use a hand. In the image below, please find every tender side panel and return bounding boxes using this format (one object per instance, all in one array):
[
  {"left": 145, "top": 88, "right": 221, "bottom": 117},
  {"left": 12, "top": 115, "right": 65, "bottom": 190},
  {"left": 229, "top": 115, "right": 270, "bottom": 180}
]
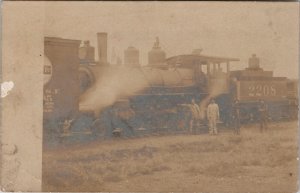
[{"left": 237, "top": 80, "right": 287, "bottom": 101}]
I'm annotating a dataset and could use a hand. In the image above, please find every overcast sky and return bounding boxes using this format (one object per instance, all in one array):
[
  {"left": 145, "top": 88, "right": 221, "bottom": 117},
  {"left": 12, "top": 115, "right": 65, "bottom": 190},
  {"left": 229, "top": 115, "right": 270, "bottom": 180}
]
[{"left": 44, "top": 2, "right": 299, "bottom": 78}]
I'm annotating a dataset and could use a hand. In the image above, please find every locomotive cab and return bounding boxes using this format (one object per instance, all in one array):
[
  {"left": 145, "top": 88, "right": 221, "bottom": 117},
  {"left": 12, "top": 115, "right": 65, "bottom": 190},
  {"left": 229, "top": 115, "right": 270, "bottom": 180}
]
[
  {"left": 165, "top": 54, "right": 239, "bottom": 126},
  {"left": 165, "top": 54, "right": 239, "bottom": 96}
]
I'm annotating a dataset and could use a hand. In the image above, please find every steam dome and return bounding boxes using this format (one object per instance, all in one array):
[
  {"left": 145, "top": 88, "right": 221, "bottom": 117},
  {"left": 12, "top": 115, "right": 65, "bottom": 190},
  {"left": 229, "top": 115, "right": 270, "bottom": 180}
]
[
  {"left": 148, "top": 37, "right": 166, "bottom": 66},
  {"left": 124, "top": 46, "right": 140, "bottom": 67}
]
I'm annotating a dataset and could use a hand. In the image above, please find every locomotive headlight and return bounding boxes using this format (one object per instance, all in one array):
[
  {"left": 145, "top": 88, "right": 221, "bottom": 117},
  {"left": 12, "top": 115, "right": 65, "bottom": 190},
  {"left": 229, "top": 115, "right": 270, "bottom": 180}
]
[{"left": 44, "top": 56, "right": 53, "bottom": 85}]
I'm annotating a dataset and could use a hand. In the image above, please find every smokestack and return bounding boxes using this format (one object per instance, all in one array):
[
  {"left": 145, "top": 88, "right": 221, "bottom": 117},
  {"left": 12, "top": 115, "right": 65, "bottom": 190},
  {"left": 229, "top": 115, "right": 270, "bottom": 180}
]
[{"left": 97, "top": 32, "right": 108, "bottom": 65}]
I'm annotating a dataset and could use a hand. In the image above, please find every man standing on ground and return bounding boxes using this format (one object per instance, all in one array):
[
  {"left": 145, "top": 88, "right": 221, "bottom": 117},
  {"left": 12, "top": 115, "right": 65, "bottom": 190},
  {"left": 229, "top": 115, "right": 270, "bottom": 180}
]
[
  {"left": 207, "top": 99, "right": 220, "bottom": 135},
  {"left": 189, "top": 98, "right": 201, "bottom": 133},
  {"left": 258, "top": 99, "right": 268, "bottom": 132},
  {"left": 232, "top": 99, "right": 241, "bottom": 135},
  {"left": 179, "top": 98, "right": 201, "bottom": 133}
]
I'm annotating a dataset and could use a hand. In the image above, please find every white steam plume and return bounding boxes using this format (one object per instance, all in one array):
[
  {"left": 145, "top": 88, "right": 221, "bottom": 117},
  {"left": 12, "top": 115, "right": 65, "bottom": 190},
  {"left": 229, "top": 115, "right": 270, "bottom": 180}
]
[
  {"left": 79, "top": 66, "right": 149, "bottom": 115},
  {"left": 199, "top": 74, "right": 228, "bottom": 119}
]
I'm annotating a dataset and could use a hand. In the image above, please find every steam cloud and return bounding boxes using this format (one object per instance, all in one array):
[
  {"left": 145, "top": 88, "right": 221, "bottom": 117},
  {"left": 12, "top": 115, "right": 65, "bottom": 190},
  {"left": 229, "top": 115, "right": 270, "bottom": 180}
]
[
  {"left": 199, "top": 75, "right": 228, "bottom": 119},
  {"left": 79, "top": 66, "right": 149, "bottom": 115}
]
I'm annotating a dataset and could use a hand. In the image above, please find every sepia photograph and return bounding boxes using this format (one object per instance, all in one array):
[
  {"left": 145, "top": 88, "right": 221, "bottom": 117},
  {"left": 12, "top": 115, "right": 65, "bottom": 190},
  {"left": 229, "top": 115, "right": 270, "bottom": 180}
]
[{"left": 1, "top": 1, "right": 299, "bottom": 192}]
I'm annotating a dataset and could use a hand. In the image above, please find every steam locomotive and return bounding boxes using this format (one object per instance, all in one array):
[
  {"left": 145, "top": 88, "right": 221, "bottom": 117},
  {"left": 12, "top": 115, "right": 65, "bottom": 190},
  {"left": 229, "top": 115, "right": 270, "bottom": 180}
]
[{"left": 43, "top": 34, "right": 298, "bottom": 142}]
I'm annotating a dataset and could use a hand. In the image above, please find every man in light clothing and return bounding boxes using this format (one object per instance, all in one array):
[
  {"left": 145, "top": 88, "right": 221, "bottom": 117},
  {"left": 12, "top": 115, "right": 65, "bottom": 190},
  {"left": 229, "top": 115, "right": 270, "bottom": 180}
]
[{"left": 207, "top": 99, "right": 220, "bottom": 135}]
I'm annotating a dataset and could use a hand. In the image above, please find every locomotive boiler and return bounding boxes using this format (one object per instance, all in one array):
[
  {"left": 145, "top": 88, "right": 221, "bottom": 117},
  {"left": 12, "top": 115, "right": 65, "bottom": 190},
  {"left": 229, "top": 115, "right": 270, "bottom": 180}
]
[{"left": 76, "top": 34, "right": 240, "bottom": 138}]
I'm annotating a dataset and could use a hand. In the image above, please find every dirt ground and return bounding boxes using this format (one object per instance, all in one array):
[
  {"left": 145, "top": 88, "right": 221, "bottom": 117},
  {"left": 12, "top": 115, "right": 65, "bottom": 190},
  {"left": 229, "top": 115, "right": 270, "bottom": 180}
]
[{"left": 42, "top": 121, "right": 298, "bottom": 192}]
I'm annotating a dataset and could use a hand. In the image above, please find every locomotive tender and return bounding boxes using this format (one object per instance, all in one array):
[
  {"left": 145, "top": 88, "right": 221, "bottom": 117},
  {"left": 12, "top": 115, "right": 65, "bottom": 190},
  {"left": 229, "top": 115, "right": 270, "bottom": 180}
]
[{"left": 43, "top": 33, "right": 298, "bottom": 141}]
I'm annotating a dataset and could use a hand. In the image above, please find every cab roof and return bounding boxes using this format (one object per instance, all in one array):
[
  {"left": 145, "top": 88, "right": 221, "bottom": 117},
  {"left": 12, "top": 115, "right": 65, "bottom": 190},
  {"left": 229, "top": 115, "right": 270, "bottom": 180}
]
[{"left": 165, "top": 54, "right": 239, "bottom": 66}]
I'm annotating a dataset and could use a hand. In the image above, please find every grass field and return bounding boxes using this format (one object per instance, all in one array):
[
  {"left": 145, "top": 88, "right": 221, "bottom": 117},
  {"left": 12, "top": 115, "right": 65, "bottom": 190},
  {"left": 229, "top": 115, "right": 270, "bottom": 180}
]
[{"left": 42, "top": 121, "right": 298, "bottom": 192}]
